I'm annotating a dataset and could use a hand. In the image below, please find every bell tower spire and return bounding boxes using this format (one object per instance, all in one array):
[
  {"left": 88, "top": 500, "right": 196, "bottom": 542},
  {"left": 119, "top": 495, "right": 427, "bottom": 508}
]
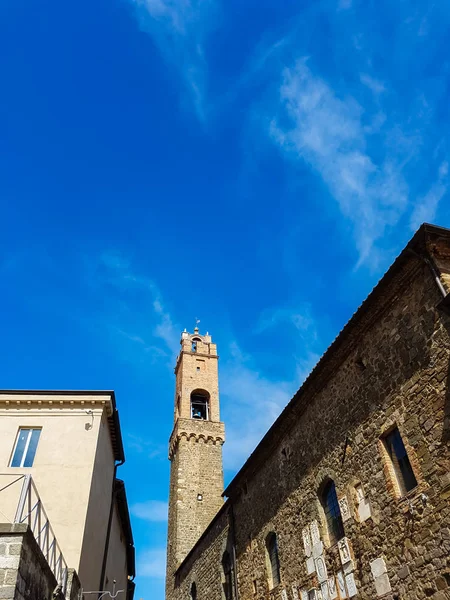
[{"left": 166, "top": 327, "right": 225, "bottom": 598}]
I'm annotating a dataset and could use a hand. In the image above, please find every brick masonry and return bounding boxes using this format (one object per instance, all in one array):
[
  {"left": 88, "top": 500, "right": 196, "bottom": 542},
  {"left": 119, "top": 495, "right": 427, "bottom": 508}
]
[{"left": 168, "top": 224, "right": 450, "bottom": 600}]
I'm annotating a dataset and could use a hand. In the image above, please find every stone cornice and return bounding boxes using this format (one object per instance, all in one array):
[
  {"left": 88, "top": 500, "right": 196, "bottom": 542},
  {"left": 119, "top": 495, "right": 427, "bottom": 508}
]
[
  {"left": 168, "top": 418, "right": 225, "bottom": 460},
  {"left": 0, "top": 395, "right": 113, "bottom": 416}
]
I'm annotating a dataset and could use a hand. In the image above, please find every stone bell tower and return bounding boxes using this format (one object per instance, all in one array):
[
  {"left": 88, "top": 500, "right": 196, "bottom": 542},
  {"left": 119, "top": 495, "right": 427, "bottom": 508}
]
[{"left": 165, "top": 327, "right": 225, "bottom": 597}]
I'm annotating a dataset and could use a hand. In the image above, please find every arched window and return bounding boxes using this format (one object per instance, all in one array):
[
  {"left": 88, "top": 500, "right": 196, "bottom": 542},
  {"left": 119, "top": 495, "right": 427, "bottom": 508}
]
[
  {"left": 222, "top": 551, "right": 234, "bottom": 600},
  {"left": 321, "top": 480, "right": 345, "bottom": 545},
  {"left": 191, "top": 337, "right": 201, "bottom": 352},
  {"left": 191, "top": 390, "right": 209, "bottom": 420},
  {"left": 265, "top": 532, "right": 281, "bottom": 589},
  {"left": 190, "top": 582, "right": 197, "bottom": 600}
]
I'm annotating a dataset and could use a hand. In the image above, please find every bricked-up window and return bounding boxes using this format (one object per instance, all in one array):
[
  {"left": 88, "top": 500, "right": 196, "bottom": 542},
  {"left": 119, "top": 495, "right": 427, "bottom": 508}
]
[
  {"left": 265, "top": 532, "right": 281, "bottom": 589},
  {"left": 321, "top": 480, "right": 345, "bottom": 545},
  {"left": 190, "top": 582, "right": 197, "bottom": 600},
  {"left": 382, "top": 427, "right": 417, "bottom": 496},
  {"left": 191, "top": 390, "right": 209, "bottom": 420},
  {"left": 222, "top": 551, "right": 234, "bottom": 600},
  {"left": 10, "top": 428, "right": 41, "bottom": 467}
]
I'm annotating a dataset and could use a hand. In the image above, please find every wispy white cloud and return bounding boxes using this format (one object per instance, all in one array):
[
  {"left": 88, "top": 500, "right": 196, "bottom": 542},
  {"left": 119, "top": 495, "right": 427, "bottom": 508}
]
[
  {"left": 221, "top": 313, "right": 321, "bottom": 472},
  {"left": 338, "top": 0, "right": 352, "bottom": 10},
  {"left": 410, "top": 161, "right": 449, "bottom": 230},
  {"left": 96, "top": 251, "right": 180, "bottom": 363},
  {"left": 255, "top": 304, "right": 316, "bottom": 336},
  {"left": 131, "top": 500, "right": 168, "bottom": 522},
  {"left": 221, "top": 342, "right": 294, "bottom": 471},
  {"left": 126, "top": 433, "right": 166, "bottom": 459},
  {"left": 360, "top": 73, "right": 385, "bottom": 96},
  {"left": 270, "top": 59, "right": 409, "bottom": 265},
  {"left": 138, "top": 548, "right": 167, "bottom": 578},
  {"left": 130, "top": 0, "right": 217, "bottom": 120}
]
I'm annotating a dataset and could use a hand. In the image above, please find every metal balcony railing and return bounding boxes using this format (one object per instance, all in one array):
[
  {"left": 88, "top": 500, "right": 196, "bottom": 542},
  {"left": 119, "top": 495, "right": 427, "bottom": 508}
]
[{"left": 0, "top": 474, "right": 68, "bottom": 594}]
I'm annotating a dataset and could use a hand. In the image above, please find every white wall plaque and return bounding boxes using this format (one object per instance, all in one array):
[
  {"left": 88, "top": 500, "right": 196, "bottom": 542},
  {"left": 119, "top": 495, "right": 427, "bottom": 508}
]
[
  {"left": 358, "top": 500, "right": 371, "bottom": 522},
  {"left": 300, "top": 591, "right": 308, "bottom": 600},
  {"left": 337, "top": 571, "right": 347, "bottom": 598},
  {"left": 343, "top": 560, "right": 355, "bottom": 575},
  {"left": 310, "top": 520, "right": 321, "bottom": 545},
  {"left": 281, "top": 590, "right": 288, "bottom": 600},
  {"left": 370, "top": 558, "right": 387, "bottom": 579},
  {"left": 370, "top": 557, "right": 391, "bottom": 596},
  {"left": 345, "top": 573, "right": 357, "bottom": 597},
  {"left": 338, "top": 537, "right": 352, "bottom": 565},
  {"left": 312, "top": 541, "right": 324, "bottom": 559},
  {"left": 303, "top": 527, "right": 312, "bottom": 557},
  {"left": 315, "top": 556, "right": 328, "bottom": 583},
  {"left": 306, "top": 556, "right": 316, "bottom": 575},
  {"left": 355, "top": 484, "right": 371, "bottom": 522},
  {"left": 328, "top": 576, "right": 337, "bottom": 600},
  {"left": 373, "top": 573, "right": 391, "bottom": 597},
  {"left": 338, "top": 496, "right": 351, "bottom": 522},
  {"left": 320, "top": 581, "right": 330, "bottom": 600},
  {"left": 292, "top": 585, "right": 299, "bottom": 600}
]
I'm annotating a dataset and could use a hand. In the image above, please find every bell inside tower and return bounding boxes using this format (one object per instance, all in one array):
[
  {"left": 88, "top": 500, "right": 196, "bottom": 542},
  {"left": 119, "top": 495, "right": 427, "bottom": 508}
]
[{"left": 191, "top": 390, "right": 209, "bottom": 420}]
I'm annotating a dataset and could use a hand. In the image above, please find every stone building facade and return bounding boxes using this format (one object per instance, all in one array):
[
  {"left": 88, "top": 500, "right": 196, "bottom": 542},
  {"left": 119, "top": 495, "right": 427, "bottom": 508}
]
[{"left": 166, "top": 223, "right": 450, "bottom": 600}]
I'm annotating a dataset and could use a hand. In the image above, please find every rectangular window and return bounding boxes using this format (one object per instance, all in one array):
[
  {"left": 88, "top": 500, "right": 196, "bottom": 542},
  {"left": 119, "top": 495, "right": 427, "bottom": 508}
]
[
  {"left": 10, "top": 428, "right": 41, "bottom": 467},
  {"left": 382, "top": 427, "right": 417, "bottom": 496}
]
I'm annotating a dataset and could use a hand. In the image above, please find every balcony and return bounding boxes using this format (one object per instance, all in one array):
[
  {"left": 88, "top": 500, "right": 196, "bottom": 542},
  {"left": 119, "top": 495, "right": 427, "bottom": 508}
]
[{"left": 0, "top": 474, "right": 68, "bottom": 595}]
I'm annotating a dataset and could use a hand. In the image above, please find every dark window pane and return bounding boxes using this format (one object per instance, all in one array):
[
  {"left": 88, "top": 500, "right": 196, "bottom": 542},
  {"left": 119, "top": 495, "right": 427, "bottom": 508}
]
[
  {"left": 11, "top": 429, "right": 30, "bottom": 467},
  {"left": 222, "top": 552, "right": 233, "bottom": 600},
  {"left": 385, "top": 428, "right": 417, "bottom": 494},
  {"left": 322, "top": 480, "right": 345, "bottom": 545},
  {"left": 190, "top": 583, "right": 197, "bottom": 600},
  {"left": 24, "top": 429, "right": 41, "bottom": 467},
  {"left": 266, "top": 533, "right": 281, "bottom": 587}
]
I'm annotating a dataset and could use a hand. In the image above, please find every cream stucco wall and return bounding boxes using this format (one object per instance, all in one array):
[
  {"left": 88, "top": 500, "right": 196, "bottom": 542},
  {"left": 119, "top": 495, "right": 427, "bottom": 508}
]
[
  {"left": 104, "top": 503, "right": 129, "bottom": 598},
  {"left": 78, "top": 410, "right": 116, "bottom": 593}
]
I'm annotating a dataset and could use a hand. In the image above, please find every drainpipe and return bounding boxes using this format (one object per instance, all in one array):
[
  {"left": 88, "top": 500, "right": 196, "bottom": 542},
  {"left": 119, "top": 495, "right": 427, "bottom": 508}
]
[
  {"left": 98, "top": 458, "right": 125, "bottom": 597},
  {"left": 408, "top": 248, "right": 450, "bottom": 316},
  {"left": 229, "top": 503, "right": 240, "bottom": 600},
  {"left": 423, "top": 255, "right": 447, "bottom": 299}
]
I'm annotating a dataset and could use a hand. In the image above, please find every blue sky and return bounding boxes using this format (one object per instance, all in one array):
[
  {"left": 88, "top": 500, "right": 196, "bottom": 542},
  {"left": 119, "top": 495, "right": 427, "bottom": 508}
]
[{"left": 1, "top": 0, "right": 450, "bottom": 598}]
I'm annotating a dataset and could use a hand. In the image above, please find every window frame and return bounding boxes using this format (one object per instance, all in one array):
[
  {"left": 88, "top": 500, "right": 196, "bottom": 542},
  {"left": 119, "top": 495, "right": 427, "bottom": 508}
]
[
  {"left": 221, "top": 550, "right": 234, "bottom": 600},
  {"left": 265, "top": 532, "right": 281, "bottom": 590},
  {"left": 381, "top": 426, "right": 418, "bottom": 498},
  {"left": 320, "top": 479, "right": 345, "bottom": 546},
  {"left": 9, "top": 428, "right": 42, "bottom": 468}
]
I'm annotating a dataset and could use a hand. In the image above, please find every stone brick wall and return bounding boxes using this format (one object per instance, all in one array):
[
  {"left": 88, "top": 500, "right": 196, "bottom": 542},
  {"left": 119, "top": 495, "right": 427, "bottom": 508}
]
[
  {"left": 176, "top": 506, "right": 231, "bottom": 599},
  {"left": 0, "top": 525, "right": 81, "bottom": 600},
  {"left": 0, "top": 524, "right": 58, "bottom": 600},
  {"left": 170, "top": 227, "right": 450, "bottom": 600}
]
